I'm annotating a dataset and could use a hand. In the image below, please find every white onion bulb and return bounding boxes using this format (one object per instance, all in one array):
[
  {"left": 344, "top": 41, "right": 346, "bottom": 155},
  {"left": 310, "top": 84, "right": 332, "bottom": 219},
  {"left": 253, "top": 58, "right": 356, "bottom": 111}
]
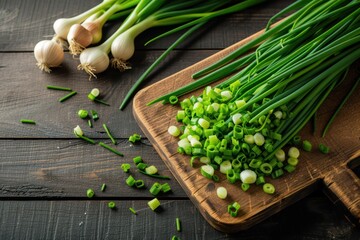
[
  {"left": 110, "top": 32, "right": 134, "bottom": 71},
  {"left": 78, "top": 47, "right": 109, "bottom": 79},
  {"left": 34, "top": 37, "right": 64, "bottom": 73}
]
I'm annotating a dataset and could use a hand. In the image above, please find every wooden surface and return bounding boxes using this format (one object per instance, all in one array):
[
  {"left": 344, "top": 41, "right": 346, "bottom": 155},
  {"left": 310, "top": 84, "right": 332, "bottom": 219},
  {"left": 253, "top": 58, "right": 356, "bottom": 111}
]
[
  {"left": 133, "top": 27, "right": 360, "bottom": 232},
  {"left": 0, "top": 0, "right": 360, "bottom": 238}
]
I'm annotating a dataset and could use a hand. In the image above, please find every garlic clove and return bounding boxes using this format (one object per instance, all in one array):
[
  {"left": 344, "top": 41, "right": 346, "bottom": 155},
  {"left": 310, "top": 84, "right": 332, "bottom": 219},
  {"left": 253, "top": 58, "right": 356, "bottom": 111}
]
[{"left": 82, "top": 21, "right": 102, "bottom": 44}]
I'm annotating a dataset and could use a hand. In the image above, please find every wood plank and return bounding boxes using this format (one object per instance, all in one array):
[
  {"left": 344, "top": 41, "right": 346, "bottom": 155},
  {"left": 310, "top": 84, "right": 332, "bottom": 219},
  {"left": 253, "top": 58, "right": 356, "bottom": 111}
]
[
  {"left": 133, "top": 26, "right": 360, "bottom": 232},
  {"left": 0, "top": 50, "right": 217, "bottom": 138},
  {"left": 0, "top": 139, "right": 186, "bottom": 198},
  {"left": 0, "top": 194, "right": 359, "bottom": 239},
  {"left": 0, "top": 0, "right": 293, "bottom": 51}
]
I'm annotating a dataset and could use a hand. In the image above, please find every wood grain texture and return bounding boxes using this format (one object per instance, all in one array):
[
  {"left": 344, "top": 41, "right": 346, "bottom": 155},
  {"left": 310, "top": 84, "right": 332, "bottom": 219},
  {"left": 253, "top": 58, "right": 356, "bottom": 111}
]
[
  {"left": 0, "top": 50, "right": 218, "bottom": 138},
  {"left": 0, "top": 194, "right": 359, "bottom": 240},
  {"left": 0, "top": 139, "right": 186, "bottom": 198},
  {"left": 133, "top": 28, "right": 360, "bottom": 232}
]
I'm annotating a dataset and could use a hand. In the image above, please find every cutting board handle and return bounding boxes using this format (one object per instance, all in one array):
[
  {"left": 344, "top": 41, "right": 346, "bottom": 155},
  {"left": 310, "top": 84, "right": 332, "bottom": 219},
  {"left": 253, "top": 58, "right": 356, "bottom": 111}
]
[{"left": 324, "top": 165, "right": 360, "bottom": 224}]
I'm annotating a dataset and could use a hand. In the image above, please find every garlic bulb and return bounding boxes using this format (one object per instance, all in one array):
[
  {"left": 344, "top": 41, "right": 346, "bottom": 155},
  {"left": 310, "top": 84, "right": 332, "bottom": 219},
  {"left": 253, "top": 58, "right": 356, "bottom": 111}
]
[
  {"left": 34, "top": 37, "right": 64, "bottom": 73},
  {"left": 53, "top": 18, "right": 79, "bottom": 40},
  {"left": 78, "top": 47, "right": 110, "bottom": 79},
  {"left": 110, "top": 31, "right": 134, "bottom": 71},
  {"left": 67, "top": 24, "right": 93, "bottom": 55}
]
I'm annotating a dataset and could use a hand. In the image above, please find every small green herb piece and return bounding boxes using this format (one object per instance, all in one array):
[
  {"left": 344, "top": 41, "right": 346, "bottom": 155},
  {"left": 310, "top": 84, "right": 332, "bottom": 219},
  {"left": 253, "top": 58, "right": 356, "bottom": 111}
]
[
  {"left": 91, "top": 110, "right": 99, "bottom": 121},
  {"left": 241, "top": 183, "right": 250, "bottom": 192},
  {"left": 171, "top": 236, "right": 180, "bottom": 240},
  {"left": 103, "top": 123, "right": 117, "bottom": 145},
  {"left": 148, "top": 198, "right": 160, "bottom": 211},
  {"left": 133, "top": 156, "right": 143, "bottom": 165},
  {"left": 101, "top": 183, "right": 106, "bottom": 192},
  {"left": 86, "top": 188, "right": 95, "bottom": 198},
  {"left": 161, "top": 183, "right": 171, "bottom": 193},
  {"left": 149, "top": 182, "right": 162, "bottom": 196},
  {"left": 121, "top": 163, "right": 131, "bottom": 173},
  {"left": 129, "top": 133, "right": 141, "bottom": 143},
  {"left": 302, "top": 140, "right": 312, "bottom": 152},
  {"left": 88, "top": 88, "right": 100, "bottom": 100},
  {"left": 176, "top": 217, "right": 181, "bottom": 232},
  {"left": 145, "top": 165, "right": 158, "bottom": 175},
  {"left": 78, "top": 109, "right": 88, "bottom": 119},
  {"left": 129, "top": 207, "right": 137, "bottom": 215},
  {"left": 47, "top": 85, "right": 72, "bottom": 91},
  {"left": 169, "top": 95, "right": 179, "bottom": 105},
  {"left": 88, "top": 119, "right": 93, "bottom": 128},
  {"left": 59, "top": 91, "right": 77, "bottom": 102},
  {"left": 136, "top": 162, "right": 148, "bottom": 170},
  {"left": 108, "top": 201, "right": 116, "bottom": 209},
  {"left": 135, "top": 179, "right": 145, "bottom": 188},
  {"left": 263, "top": 183, "right": 276, "bottom": 194},
  {"left": 228, "top": 202, "right": 240, "bottom": 217},
  {"left": 20, "top": 119, "right": 36, "bottom": 124},
  {"left": 126, "top": 175, "right": 136, "bottom": 187},
  {"left": 319, "top": 143, "right": 330, "bottom": 154},
  {"left": 99, "top": 142, "right": 124, "bottom": 156}
]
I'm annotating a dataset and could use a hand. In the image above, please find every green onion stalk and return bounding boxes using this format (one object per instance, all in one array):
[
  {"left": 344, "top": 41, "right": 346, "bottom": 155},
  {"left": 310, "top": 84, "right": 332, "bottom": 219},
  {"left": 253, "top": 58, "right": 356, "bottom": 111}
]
[
  {"left": 118, "top": 0, "right": 268, "bottom": 109},
  {"left": 67, "top": 0, "right": 139, "bottom": 55},
  {"left": 148, "top": 0, "right": 360, "bottom": 184}
]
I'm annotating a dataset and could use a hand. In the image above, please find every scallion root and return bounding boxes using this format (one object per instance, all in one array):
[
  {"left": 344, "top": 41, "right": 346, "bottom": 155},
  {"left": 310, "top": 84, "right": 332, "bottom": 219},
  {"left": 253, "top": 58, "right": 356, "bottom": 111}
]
[
  {"left": 111, "top": 58, "right": 132, "bottom": 71},
  {"left": 69, "top": 39, "right": 86, "bottom": 56},
  {"left": 77, "top": 63, "right": 97, "bottom": 80}
]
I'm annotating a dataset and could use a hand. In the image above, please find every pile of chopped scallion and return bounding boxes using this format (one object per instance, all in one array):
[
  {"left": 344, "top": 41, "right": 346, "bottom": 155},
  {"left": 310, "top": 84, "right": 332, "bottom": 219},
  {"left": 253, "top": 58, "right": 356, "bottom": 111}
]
[{"left": 149, "top": 0, "right": 360, "bottom": 195}]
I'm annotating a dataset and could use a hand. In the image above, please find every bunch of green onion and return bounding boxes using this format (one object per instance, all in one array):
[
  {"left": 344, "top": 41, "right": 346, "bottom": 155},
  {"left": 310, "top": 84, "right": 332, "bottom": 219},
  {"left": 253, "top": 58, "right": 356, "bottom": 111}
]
[
  {"left": 34, "top": 0, "right": 268, "bottom": 78},
  {"left": 149, "top": 0, "right": 360, "bottom": 188}
]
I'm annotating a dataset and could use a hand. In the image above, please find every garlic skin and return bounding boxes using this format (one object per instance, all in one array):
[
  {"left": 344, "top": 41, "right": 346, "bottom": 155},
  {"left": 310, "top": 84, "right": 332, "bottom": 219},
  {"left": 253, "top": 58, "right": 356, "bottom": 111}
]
[
  {"left": 34, "top": 38, "right": 64, "bottom": 73},
  {"left": 78, "top": 47, "right": 109, "bottom": 79},
  {"left": 110, "top": 32, "right": 134, "bottom": 71}
]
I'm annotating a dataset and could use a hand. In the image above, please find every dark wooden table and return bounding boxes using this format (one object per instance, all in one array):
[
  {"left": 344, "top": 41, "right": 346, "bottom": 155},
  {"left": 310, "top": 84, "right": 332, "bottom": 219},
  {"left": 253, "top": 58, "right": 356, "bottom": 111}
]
[{"left": 1, "top": 0, "right": 359, "bottom": 239}]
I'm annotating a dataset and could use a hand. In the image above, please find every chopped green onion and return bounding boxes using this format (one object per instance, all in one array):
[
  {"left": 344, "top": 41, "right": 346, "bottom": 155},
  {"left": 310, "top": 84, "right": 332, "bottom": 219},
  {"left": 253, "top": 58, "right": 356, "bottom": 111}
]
[
  {"left": 241, "top": 183, "right": 250, "bottom": 192},
  {"left": 171, "top": 236, "right": 180, "bottom": 240},
  {"left": 288, "top": 147, "right": 300, "bottom": 159},
  {"left": 73, "top": 125, "right": 84, "bottom": 136},
  {"left": 121, "top": 163, "right": 131, "bottom": 173},
  {"left": 133, "top": 156, "right": 143, "bottom": 165},
  {"left": 126, "top": 175, "right": 136, "bottom": 187},
  {"left": 275, "top": 149, "right": 286, "bottom": 162},
  {"left": 88, "top": 119, "right": 93, "bottom": 128},
  {"left": 287, "top": 157, "right": 299, "bottom": 166},
  {"left": 176, "top": 217, "right": 181, "bottom": 232},
  {"left": 91, "top": 88, "right": 100, "bottom": 98},
  {"left": 20, "top": 119, "right": 36, "bottom": 124},
  {"left": 169, "top": 95, "right": 179, "bottom": 105},
  {"left": 78, "top": 109, "right": 88, "bottom": 119},
  {"left": 263, "top": 183, "right": 275, "bottom": 194},
  {"left": 101, "top": 183, "right": 106, "bottom": 192},
  {"left": 216, "top": 186, "right": 227, "bottom": 199},
  {"left": 91, "top": 110, "right": 99, "bottom": 121},
  {"left": 86, "top": 188, "right": 94, "bottom": 198},
  {"left": 168, "top": 125, "right": 181, "bottom": 137},
  {"left": 228, "top": 202, "right": 240, "bottom": 217},
  {"left": 103, "top": 123, "right": 117, "bottom": 145},
  {"left": 129, "top": 207, "right": 137, "bottom": 215},
  {"left": 76, "top": 134, "right": 96, "bottom": 145},
  {"left": 220, "top": 160, "right": 232, "bottom": 174},
  {"left": 129, "top": 133, "right": 141, "bottom": 143},
  {"left": 136, "top": 162, "right": 148, "bottom": 170},
  {"left": 108, "top": 201, "right": 116, "bottom": 209},
  {"left": 59, "top": 91, "right": 77, "bottom": 102},
  {"left": 200, "top": 165, "right": 214, "bottom": 179},
  {"left": 135, "top": 179, "right": 145, "bottom": 188},
  {"left": 99, "top": 142, "right": 124, "bottom": 156},
  {"left": 47, "top": 85, "right": 72, "bottom": 91},
  {"left": 240, "top": 169, "right": 257, "bottom": 184},
  {"left": 148, "top": 198, "right": 160, "bottom": 211},
  {"left": 302, "top": 140, "right": 312, "bottom": 152},
  {"left": 149, "top": 182, "right": 162, "bottom": 196},
  {"left": 319, "top": 143, "right": 330, "bottom": 154},
  {"left": 145, "top": 165, "right": 158, "bottom": 175},
  {"left": 161, "top": 183, "right": 171, "bottom": 193}
]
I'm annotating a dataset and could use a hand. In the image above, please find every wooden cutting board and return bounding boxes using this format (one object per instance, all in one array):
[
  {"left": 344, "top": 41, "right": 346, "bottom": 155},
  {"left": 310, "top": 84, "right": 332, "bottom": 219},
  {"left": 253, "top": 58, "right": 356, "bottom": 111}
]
[{"left": 132, "top": 28, "right": 360, "bottom": 232}]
